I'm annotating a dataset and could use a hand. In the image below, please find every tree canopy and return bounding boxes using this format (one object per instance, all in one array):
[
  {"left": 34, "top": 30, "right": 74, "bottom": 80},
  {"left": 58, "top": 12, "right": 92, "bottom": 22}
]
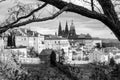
[{"left": 0, "top": 0, "right": 120, "bottom": 40}]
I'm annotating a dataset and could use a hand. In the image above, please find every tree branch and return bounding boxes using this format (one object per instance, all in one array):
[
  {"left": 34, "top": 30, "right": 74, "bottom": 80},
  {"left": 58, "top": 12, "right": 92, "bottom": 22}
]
[
  {"left": 83, "top": 0, "right": 102, "bottom": 13},
  {"left": 38, "top": 0, "right": 120, "bottom": 39},
  {"left": 39, "top": 0, "right": 106, "bottom": 21},
  {"left": 0, "top": 0, "right": 5, "bottom": 3},
  {"left": 0, "top": 5, "right": 69, "bottom": 33},
  {"left": 3, "top": 3, "right": 47, "bottom": 28},
  {"left": 91, "top": 0, "right": 94, "bottom": 11}
]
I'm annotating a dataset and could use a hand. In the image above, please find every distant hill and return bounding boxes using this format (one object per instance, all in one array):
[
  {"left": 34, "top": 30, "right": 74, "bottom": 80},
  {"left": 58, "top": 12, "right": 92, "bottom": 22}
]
[
  {"left": 101, "top": 38, "right": 120, "bottom": 49},
  {"left": 101, "top": 38, "right": 120, "bottom": 43}
]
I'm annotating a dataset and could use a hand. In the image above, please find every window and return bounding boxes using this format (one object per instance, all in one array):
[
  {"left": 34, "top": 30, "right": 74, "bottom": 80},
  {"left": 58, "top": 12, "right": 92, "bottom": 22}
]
[{"left": 58, "top": 41, "right": 60, "bottom": 44}]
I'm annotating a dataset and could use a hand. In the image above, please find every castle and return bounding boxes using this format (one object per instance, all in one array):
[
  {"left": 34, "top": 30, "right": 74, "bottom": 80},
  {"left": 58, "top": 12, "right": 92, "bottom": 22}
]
[
  {"left": 58, "top": 20, "right": 77, "bottom": 39},
  {"left": 58, "top": 20, "right": 92, "bottom": 39}
]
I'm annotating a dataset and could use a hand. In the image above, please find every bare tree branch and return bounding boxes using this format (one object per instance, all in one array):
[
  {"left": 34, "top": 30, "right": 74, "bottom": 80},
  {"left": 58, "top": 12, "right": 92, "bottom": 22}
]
[
  {"left": 0, "top": 5, "right": 69, "bottom": 33},
  {"left": 0, "top": 0, "right": 5, "bottom": 3},
  {"left": 0, "top": 0, "right": 120, "bottom": 40},
  {"left": 91, "top": 0, "right": 94, "bottom": 11},
  {"left": 37, "top": 0, "right": 120, "bottom": 40},
  {"left": 83, "top": 0, "right": 102, "bottom": 13},
  {"left": 2, "top": 3, "right": 47, "bottom": 28}
]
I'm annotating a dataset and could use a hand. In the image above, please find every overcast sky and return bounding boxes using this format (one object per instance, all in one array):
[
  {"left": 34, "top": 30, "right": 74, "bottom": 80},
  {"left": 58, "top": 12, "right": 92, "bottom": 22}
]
[{"left": 0, "top": 0, "right": 117, "bottom": 39}]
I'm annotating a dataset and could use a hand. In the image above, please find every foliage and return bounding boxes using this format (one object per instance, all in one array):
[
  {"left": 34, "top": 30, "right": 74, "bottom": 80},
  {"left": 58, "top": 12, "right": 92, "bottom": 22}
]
[
  {"left": 7, "top": 32, "right": 16, "bottom": 47},
  {"left": 22, "top": 63, "right": 70, "bottom": 80},
  {"left": 95, "top": 43, "right": 101, "bottom": 49},
  {"left": 59, "top": 49, "right": 66, "bottom": 64},
  {"left": 27, "top": 47, "right": 39, "bottom": 58},
  {"left": 50, "top": 50, "right": 56, "bottom": 67},
  {"left": 109, "top": 58, "right": 116, "bottom": 67},
  {"left": 0, "top": 50, "right": 28, "bottom": 80},
  {"left": 110, "top": 64, "right": 120, "bottom": 80}
]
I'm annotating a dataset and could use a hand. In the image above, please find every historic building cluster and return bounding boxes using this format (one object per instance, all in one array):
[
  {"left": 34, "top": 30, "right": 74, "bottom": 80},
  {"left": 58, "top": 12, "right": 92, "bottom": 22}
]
[
  {"left": 58, "top": 20, "right": 77, "bottom": 39},
  {"left": 0, "top": 20, "right": 120, "bottom": 64},
  {"left": 58, "top": 20, "right": 92, "bottom": 39}
]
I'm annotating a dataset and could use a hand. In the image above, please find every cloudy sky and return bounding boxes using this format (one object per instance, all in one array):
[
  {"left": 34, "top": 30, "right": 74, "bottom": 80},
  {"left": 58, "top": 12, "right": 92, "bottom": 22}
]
[{"left": 0, "top": 0, "right": 117, "bottom": 39}]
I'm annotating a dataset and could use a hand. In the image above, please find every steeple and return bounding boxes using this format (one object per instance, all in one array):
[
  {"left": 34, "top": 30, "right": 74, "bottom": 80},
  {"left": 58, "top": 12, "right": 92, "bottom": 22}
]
[
  {"left": 65, "top": 21, "right": 69, "bottom": 35},
  {"left": 58, "top": 21, "right": 62, "bottom": 36},
  {"left": 69, "top": 20, "right": 76, "bottom": 37},
  {"left": 70, "top": 20, "right": 75, "bottom": 31}
]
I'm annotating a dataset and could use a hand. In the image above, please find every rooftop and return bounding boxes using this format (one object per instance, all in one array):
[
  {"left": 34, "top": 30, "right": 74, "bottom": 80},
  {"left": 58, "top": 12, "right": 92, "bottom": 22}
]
[{"left": 3, "top": 28, "right": 43, "bottom": 37}]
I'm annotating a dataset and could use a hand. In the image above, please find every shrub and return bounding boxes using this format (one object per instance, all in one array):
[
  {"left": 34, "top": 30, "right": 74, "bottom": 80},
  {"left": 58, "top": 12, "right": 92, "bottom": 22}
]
[
  {"left": 0, "top": 50, "right": 28, "bottom": 80},
  {"left": 109, "top": 57, "right": 116, "bottom": 67},
  {"left": 50, "top": 51, "right": 56, "bottom": 67}
]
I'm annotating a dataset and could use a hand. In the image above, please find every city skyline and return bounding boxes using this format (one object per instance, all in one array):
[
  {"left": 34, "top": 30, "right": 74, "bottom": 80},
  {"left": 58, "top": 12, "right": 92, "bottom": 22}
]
[{"left": 22, "top": 13, "right": 117, "bottom": 39}]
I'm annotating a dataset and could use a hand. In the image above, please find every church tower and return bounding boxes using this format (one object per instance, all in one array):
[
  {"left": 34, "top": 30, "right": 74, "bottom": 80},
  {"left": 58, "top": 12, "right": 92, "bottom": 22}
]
[
  {"left": 65, "top": 21, "right": 69, "bottom": 37},
  {"left": 69, "top": 20, "right": 76, "bottom": 37},
  {"left": 58, "top": 21, "right": 62, "bottom": 36}
]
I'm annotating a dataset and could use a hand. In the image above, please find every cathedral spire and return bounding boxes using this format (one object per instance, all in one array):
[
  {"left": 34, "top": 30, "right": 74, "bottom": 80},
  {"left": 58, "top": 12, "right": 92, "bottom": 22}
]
[
  {"left": 69, "top": 20, "right": 76, "bottom": 37},
  {"left": 65, "top": 21, "right": 69, "bottom": 35},
  {"left": 58, "top": 21, "right": 62, "bottom": 36},
  {"left": 70, "top": 20, "right": 75, "bottom": 31}
]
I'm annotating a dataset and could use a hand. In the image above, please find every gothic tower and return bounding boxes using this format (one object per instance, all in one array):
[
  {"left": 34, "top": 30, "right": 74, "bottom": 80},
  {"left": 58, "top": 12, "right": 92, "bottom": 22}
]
[
  {"left": 65, "top": 21, "right": 69, "bottom": 37},
  {"left": 58, "top": 21, "right": 62, "bottom": 36},
  {"left": 69, "top": 20, "right": 76, "bottom": 37}
]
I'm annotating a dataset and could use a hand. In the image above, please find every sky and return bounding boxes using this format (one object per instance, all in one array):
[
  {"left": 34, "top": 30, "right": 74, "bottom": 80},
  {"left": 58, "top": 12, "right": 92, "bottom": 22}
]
[{"left": 0, "top": 0, "right": 118, "bottom": 39}]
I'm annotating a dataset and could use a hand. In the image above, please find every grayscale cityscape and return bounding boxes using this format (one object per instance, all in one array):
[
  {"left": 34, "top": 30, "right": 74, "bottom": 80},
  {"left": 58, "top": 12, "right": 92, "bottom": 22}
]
[{"left": 0, "top": 0, "right": 120, "bottom": 80}]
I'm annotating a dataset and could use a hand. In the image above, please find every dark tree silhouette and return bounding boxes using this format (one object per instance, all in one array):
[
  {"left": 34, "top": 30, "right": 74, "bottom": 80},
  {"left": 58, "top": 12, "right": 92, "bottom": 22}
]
[
  {"left": 50, "top": 50, "right": 56, "bottom": 67},
  {"left": 7, "top": 32, "right": 16, "bottom": 47},
  {"left": 110, "top": 64, "right": 120, "bottom": 80},
  {"left": 109, "top": 57, "right": 116, "bottom": 67},
  {"left": 95, "top": 43, "right": 101, "bottom": 49},
  {"left": 7, "top": 35, "right": 12, "bottom": 47}
]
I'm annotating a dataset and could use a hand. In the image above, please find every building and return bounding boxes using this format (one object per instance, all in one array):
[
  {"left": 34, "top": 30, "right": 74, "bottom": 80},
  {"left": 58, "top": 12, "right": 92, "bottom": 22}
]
[
  {"left": 0, "top": 37, "right": 4, "bottom": 51},
  {"left": 5, "top": 47, "right": 28, "bottom": 58},
  {"left": 89, "top": 49, "right": 109, "bottom": 63},
  {"left": 3, "top": 48, "right": 40, "bottom": 64},
  {"left": 57, "top": 20, "right": 92, "bottom": 40},
  {"left": 45, "top": 37, "right": 70, "bottom": 53},
  {"left": 58, "top": 20, "right": 77, "bottom": 39},
  {"left": 4, "top": 28, "right": 45, "bottom": 54}
]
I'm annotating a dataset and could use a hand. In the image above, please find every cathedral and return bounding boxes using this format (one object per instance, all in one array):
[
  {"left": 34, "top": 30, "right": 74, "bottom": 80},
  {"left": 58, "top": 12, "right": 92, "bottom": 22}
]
[{"left": 58, "top": 20, "right": 77, "bottom": 39}]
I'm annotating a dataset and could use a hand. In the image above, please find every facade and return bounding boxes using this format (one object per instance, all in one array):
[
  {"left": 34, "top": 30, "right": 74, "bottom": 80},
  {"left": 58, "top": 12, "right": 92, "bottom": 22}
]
[
  {"left": 0, "top": 37, "right": 4, "bottom": 51},
  {"left": 45, "top": 37, "right": 70, "bottom": 52},
  {"left": 108, "top": 48, "right": 120, "bottom": 64},
  {"left": 6, "top": 47, "right": 28, "bottom": 58},
  {"left": 45, "top": 37, "right": 71, "bottom": 59},
  {"left": 37, "top": 35, "right": 45, "bottom": 53},
  {"left": 3, "top": 48, "right": 40, "bottom": 64},
  {"left": 89, "top": 49, "right": 109, "bottom": 63},
  {"left": 15, "top": 36, "right": 29, "bottom": 47},
  {"left": 5, "top": 28, "right": 45, "bottom": 54}
]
